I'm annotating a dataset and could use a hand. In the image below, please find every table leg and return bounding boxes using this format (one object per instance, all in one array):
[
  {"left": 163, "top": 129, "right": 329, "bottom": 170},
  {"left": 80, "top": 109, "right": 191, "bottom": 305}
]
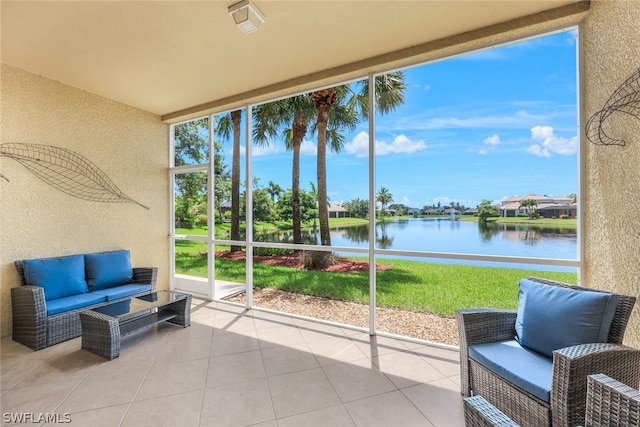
[{"left": 80, "top": 310, "right": 121, "bottom": 360}]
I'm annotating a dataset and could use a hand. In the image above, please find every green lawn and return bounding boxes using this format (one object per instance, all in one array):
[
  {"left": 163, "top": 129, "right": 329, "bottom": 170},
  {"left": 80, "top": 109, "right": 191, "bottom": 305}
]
[
  {"left": 174, "top": 216, "right": 577, "bottom": 316},
  {"left": 459, "top": 216, "right": 577, "bottom": 228},
  {"left": 175, "top": 240, "right": 577, "bottom": 317}
]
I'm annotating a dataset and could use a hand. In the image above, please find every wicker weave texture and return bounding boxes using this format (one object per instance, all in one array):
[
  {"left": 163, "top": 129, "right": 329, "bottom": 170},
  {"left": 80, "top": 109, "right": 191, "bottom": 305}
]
[
  {"left": 457, "top": 277, "right": 638, "bottom": 427},
  {"left": 80, "top": 310, "right": 121, "bottom": 360},
  {"left": 80, "top": 292, "right": 191, "bottom": 360},
  {"left": 12, "top": 258, "right": 157, "bottom": 350},
  {"left": 585, "top": 374, "right": 640, "bottom": 427},
  {"left": 464, "top": 395, "right": 521, "bottom": 427}
]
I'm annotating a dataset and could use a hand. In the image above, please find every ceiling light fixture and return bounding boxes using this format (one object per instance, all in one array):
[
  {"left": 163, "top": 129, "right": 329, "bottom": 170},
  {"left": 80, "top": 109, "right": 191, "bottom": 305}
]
[{"left": 228, "top": 0, "right": 265, "bottom": 34}]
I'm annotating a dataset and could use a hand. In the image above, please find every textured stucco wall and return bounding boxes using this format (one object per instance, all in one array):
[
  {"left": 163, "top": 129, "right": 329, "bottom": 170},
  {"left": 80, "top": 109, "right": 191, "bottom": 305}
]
[
  {"left": 0, "top": 64, "right": 169, "bottom": 337},
  {"left": 582, "top": 0, "right": 640, "bottom": 347}
]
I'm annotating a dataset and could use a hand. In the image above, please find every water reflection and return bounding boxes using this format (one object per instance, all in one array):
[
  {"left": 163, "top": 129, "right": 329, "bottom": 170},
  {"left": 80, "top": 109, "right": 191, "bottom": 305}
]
[
  {"left": 254, "top": 218, "right": 577, "bottom": 261},
  {"left": 478, "top": 221, "right": 501, "bottom": 242}
]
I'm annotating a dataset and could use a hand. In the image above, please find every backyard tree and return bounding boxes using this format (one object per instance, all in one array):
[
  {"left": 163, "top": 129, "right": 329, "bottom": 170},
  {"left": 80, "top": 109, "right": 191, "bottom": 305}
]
[
  {"left": 376, "top": 187, "right": 394, "bottom": 217},
  {"left": 312, "top": 72, "right": 406, "bottom": 247},
  {"left": 250, "top": 187, "right": 276, "bottom": 222},
  {"left": 344, "top": 198, "right": 369, "bottom": 218},
  {"left": 267, "top": 180, "right": 283, "bottom": 202},
  {"left": 253, "top": 95, "right": 316, "bottom": 244},
  {"left": 519, "top": 198, "right": 538, "bottom": 219},
  {"left": 212, "top": 140, "right": 231, "bottom": 224},
  {"left": 476, "top": 199, "right": 499, "bottom": 223},
  {"left": 174, "top": 118, "right": 207, "bottom": 228},
  {"left": 276, "top": 189, "right": 318, "bottom": 224},
  {"left": 174, "top": 117, "right": 208, "bottom": 166},
  {"left": 216, "top": 110, "right": 243, "bottom": 251}
]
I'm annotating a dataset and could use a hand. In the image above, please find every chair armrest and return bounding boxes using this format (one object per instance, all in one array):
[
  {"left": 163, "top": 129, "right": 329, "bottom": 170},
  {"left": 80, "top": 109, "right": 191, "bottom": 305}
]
[
  {"left": 11, "top": 285, "right": 47, "bottom": 350},
  {"left": 464, "top": 395, "right": 521, "bottom": 427},
  {"left": 457, "top": 309, "right": 518, "bottom": 346},
  {"left": 457, "top": 308, "right": 517, "bottom": 396},
  {"left": 551, "top": 343, "right": 640, "bottom": 427},
  {"left": 132, "top": 267, "right": 157, "bottom": 291},
  {"left": 585, "top": 373, "right": 640, "bottom": 427}
]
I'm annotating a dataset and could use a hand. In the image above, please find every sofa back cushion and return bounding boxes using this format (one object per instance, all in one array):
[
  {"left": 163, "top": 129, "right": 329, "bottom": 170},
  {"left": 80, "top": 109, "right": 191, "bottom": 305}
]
[
  {"left": 515, "top": 278, "right": 619, "bottom": 358},
  {"left": 85, "top": 250, "right": 134, "bottom": 290},
  {"left": 22, "top": 254, "right": 88, "bottom": 300}
]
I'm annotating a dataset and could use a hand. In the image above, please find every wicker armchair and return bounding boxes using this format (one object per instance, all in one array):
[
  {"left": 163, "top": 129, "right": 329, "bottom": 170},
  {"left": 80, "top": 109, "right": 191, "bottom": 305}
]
[
  {"left": 457, "top": 277, "right": 639, "bottom": 427},
  {"left": 585, "top": 374, "right": 640, "bottom": 427}
]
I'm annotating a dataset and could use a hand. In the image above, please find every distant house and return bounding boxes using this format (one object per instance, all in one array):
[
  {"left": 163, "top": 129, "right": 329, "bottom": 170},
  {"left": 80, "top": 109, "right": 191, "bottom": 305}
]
[
  {"left": 536, "top": 203, "right": 577, "bottom": 219},
  {"left": 424, "top": 208, "right": 441, "bottom": 215},
  {"left": 463, "top": 208, "right": 478, "bottom": 216},
  {"left": 328, "top": 203, "right": 349, "bottom": 218},
  {"left": 499, "top": 194, "right": 574, "bottom": 218}
]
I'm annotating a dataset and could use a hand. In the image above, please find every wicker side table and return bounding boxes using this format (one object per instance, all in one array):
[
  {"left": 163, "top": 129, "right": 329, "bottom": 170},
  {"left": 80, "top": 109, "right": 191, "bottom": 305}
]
[{"left": 464, "top": 395, "right": 521, "bottom": 427}]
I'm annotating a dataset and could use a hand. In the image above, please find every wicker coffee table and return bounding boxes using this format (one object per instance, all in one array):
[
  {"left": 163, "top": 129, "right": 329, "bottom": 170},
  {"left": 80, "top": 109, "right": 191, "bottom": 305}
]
[{"left": 80, "top": 291, "right": 191, "bottom": 359}]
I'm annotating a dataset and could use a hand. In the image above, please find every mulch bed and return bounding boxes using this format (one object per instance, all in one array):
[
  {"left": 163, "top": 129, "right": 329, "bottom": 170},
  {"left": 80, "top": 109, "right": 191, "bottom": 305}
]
[{"left": 215, "top": 250, "right": 392, "bottom": 272}]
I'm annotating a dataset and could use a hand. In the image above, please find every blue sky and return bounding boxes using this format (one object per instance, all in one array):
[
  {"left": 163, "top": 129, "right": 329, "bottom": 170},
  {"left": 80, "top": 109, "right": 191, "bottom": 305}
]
[{"left": 231, "top": 28, "right": 578, "bottom": 209}]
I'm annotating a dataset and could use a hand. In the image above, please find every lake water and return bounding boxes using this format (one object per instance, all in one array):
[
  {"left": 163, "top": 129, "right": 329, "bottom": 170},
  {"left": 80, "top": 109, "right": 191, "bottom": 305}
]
[{"left": 263, "top": 217, "right": 578, "bottom": 271}]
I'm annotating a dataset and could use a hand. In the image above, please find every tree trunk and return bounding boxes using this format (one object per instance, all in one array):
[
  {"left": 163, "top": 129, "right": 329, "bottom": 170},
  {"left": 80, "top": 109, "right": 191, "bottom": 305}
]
[
  {"left": 230, "top": 110, "right": 242, "bottom": 252},
  {"left": 291, "top": 116, "right": 307, "bottom": 245},
  {"left": 312, "top": 89, "right": 335, "bottom": 247}
]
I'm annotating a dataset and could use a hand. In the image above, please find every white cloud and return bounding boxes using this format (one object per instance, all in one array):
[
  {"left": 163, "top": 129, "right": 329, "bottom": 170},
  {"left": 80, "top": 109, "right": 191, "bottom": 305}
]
[
  {"left": 300, "top": 139, "right": 317, "bottom": 155},
  {"left": 399, "top": 196, "right": 413, "bottom": 207},
  {"left": 345, "top": 131, "right": 427, "bottom": 158},
  {"left": 252, "top": 144, "right": 285, "bottom": 157},
  {"left": 479, "top": 134, "right": 501, "bottom": 155},
  {"left": 527, "top": 125, "right": 577, "bottom": 157},
  {"left": 345, "top": 132, "right": 370, "bottom": 157}
]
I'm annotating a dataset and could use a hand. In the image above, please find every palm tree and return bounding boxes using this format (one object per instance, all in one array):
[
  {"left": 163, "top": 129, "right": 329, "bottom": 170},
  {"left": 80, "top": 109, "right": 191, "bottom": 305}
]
[
  {"left": 253, "top": 95, "right": 316, "bottom": 244},
  {"left": 266, "top": 180, "right": 283, "bottom": 202},
  {"left": 376, "top": 187, "right": 393, "bottom": 217},
  {"left": 312, "top": 72, "right": 407, "bottom": 246},
  {"left": 216, "top": 110, "right": 242, "bottom": 251},
  {"left": 519, "top": 198, "right": 538, "bottom": 220}
]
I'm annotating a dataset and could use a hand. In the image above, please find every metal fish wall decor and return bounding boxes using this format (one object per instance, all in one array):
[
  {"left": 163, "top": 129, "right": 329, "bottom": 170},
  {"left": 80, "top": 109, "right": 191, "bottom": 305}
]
[
  {"left": 586, "top": 66, "right": 640, "bottom": 146},
  {"left": 0, "top": 143, "right": 149, "bottom": 210}
]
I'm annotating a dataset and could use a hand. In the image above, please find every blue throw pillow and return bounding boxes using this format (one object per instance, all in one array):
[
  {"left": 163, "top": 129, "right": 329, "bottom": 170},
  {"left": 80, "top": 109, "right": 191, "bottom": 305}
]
[
  {"left": 515, "top": 279, "right": 619, "bottom": 358},
  {"left": 22, "top": 255, "right": 88, "bottom": 300},
  {"left": 85, "top": 250, "right": 134, "bottom": 290}
]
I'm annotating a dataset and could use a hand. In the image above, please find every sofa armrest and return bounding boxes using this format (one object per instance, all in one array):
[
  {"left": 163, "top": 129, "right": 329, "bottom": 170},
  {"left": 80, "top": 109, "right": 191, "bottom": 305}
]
[
  {"left": 132, "top": 267, "right": 157, "bottom": 291},
  {"left": 586, "top": 373, "right": 640, "bottom": 427},
  {"left": 11, "top": 285, "right": 47, "bottom": 350},
  {"left": 456, "top": 308, "right": 517, "bottom": 396},
  {"left": 551, "top": 343, "right": 640, "bottom": 427}
]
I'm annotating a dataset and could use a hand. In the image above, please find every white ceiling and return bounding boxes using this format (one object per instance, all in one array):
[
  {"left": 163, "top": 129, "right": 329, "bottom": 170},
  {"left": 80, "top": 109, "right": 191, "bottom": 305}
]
[{"left": 2, "top": 1, "right": 582, "bottom": 119}]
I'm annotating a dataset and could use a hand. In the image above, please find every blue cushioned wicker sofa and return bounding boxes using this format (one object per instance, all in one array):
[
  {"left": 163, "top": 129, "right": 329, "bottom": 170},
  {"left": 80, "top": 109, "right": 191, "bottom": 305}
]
[{"left": 11, "top": 249, "right": 157, "bottom": 350}]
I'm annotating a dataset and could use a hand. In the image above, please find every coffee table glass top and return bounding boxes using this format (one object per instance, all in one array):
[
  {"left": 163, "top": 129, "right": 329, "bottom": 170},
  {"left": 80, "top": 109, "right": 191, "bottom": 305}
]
[{"left": 92, "top": 291, "right": 188, "bottom": 318}]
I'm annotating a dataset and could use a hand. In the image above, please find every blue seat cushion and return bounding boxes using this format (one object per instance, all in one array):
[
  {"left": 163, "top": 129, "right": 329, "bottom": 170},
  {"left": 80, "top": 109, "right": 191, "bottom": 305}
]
[
  {"left": 85, "top": 250, "right": 134, "bottom": 290},
  {"left": 22, "top": 255, "right": 88, "bottom": 300},
  {"left": 515, "top": 279, "right": 619, "bottom": 358},
  {"left": 470, "top": 339, "right": 553, "bottom": 403},
  {"left": 46, "top": 293, "right": 106, "bottom": 316},
  {"left": 91, "top": 284, "right": 152, "bottom": 301}
]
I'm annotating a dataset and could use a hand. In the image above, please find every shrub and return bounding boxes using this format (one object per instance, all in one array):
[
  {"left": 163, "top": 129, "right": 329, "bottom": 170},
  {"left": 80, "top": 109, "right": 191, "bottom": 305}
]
[{"left": 254, "top": 247, "right": 294, "bottom": 257}]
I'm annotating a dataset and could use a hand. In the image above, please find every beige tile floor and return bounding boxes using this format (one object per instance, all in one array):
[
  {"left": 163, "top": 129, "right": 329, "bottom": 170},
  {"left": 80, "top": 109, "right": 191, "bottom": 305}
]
[{"left": 1, "top": 298, "right": 464, "bottom": 426}]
